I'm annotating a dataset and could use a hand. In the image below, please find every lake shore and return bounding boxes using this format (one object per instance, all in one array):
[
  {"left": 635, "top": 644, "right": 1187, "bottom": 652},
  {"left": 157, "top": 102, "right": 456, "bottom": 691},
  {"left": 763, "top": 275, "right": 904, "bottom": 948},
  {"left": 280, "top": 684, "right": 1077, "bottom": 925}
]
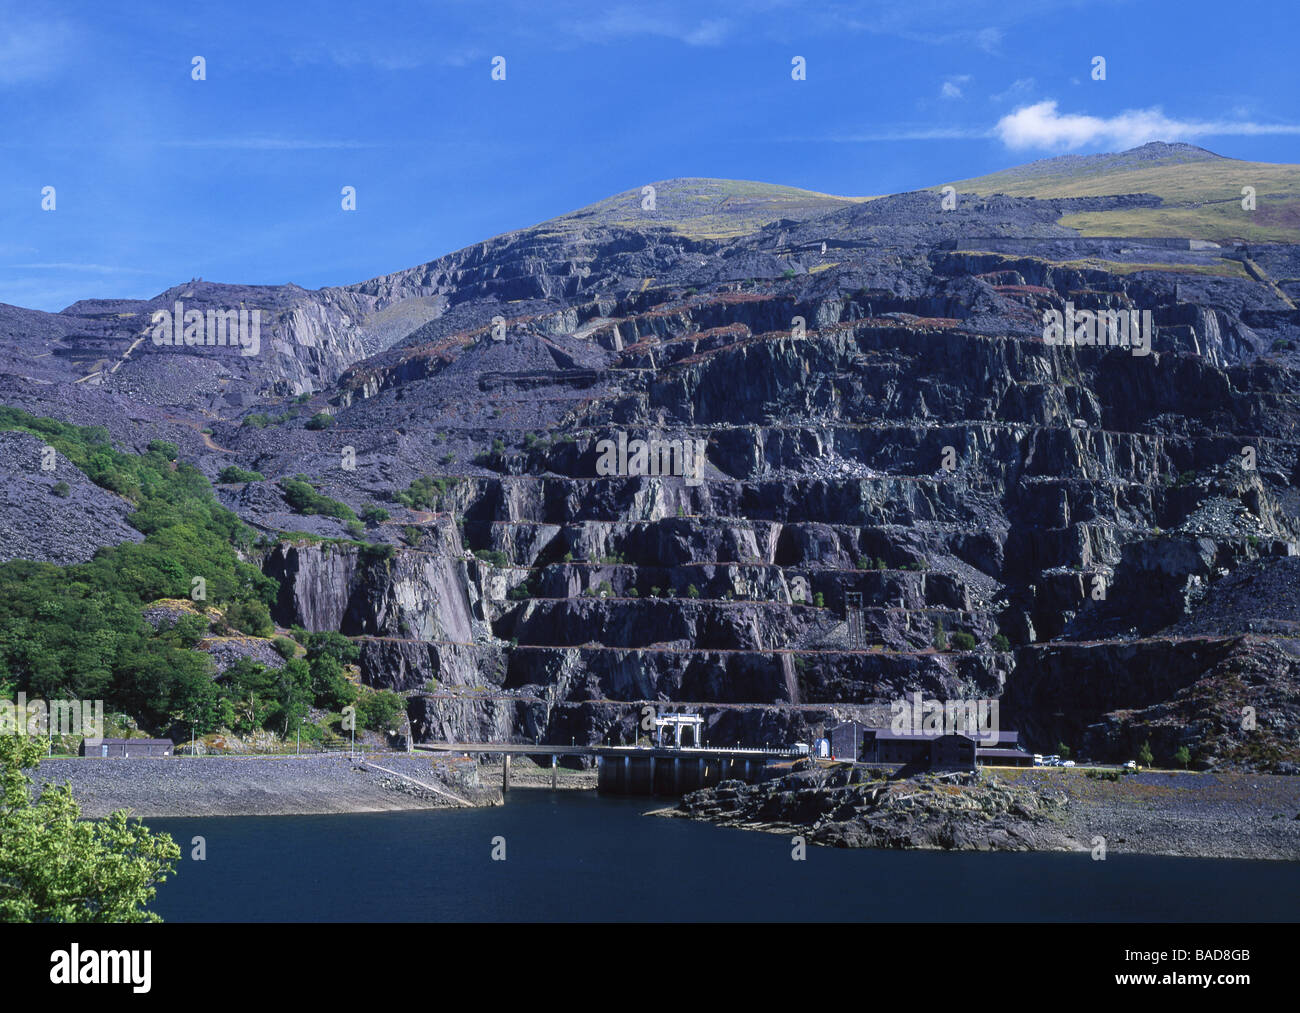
[
  {"left": 654, "top": 763, "right": 1300, "bottom": 861},
  {"left": 30, "top": 753, "right": 502, "bottom": 818}
]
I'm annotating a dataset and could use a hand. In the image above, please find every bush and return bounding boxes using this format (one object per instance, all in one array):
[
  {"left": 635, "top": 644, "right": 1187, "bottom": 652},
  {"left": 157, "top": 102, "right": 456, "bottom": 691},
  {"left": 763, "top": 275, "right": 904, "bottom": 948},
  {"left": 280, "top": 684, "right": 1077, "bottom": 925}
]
[
  {"left": 356, "top": 689, "right": 406, "bottom": 732},
  {"left": 224, "top": 600, "right": 274, "bottom": 637},
  {"left": 361, "top": 505, "right": 390, "bottom": 525},
  {"left": 218, "top": 465, "right": 265, "bottom": 484},
  {"left": 686, "top": 584, "right": 700, "bottom": 598},
  {"left": 951, "top": 631, "right": 977, "bottom": 651},
  {"left": 305, "top": 412, "right": 336, "bottom": 431},
  {"left": 242, "top": 413, "right": 271, "bottom": 429},
  {"left": 992, "top": 633, "right": 1011, "bottom": 652},
  {"left": 271, "top": 636, "right": 298, "bottom": 660},
  {"left": 395, "top": 476, "right": 457, "bottom": 510},
  {"left": 279, "top": 477, "right": 356, "bottom": 520},
  {"left": 51, "top": 481, "right": 71, "bottom": 497},
  {"left": 933, "top": 619, "right": 948, "bottom": 652},
  {"left": 474, "top": 549, "right": 509, "bottom": 568},
  {"left": 344, "top": 520, "right": 365, "bottom": 539},
  {"left": 308, "top": 654, "right": 356, "bottom": 710}
]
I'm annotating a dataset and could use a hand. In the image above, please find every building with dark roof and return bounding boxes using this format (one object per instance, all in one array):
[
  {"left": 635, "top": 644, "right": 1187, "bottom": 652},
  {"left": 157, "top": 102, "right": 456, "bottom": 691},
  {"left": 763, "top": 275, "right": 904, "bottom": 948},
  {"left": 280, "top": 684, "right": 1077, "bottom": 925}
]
[
  {"left": 79, "top": 738, "right": 173, "bottom": 757},
  {"left": 845, "top": 725, "right": 1031, "bottom": 770}
]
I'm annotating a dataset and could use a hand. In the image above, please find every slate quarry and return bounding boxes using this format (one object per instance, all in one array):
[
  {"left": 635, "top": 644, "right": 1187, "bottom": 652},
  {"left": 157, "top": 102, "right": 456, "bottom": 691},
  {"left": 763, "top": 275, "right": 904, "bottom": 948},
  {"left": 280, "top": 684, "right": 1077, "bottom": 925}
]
[{"left": 5, "top": 147, "right": 1300, "bottom": 772}]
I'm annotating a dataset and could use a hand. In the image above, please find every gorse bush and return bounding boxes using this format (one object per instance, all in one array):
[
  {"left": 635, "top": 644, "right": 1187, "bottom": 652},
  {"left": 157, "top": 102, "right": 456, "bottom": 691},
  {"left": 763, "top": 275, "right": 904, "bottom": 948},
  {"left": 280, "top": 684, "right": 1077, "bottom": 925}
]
[
  {"left": 279, "top": 476, "right": 356, "bottom": 520},
  {"left": 950, "top": 631, "right": 977, "bottom": 651},
  {"left": 218, "top": 465, "right": 265, "bottom": 484}
]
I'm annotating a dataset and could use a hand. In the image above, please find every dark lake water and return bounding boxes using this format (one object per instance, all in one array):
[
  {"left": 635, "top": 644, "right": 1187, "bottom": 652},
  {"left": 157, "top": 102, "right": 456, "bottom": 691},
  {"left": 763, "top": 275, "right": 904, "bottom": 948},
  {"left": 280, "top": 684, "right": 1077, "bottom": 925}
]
[{"left": 146, "top": 790, "right": 1300, "bottom": 921}]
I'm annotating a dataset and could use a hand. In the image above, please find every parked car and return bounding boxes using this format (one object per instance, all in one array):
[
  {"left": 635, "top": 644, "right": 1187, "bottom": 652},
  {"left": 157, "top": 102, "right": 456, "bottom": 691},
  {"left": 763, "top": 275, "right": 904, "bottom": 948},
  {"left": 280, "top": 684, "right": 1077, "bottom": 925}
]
[
  {"left": 1123, "top": 760, "right": 1138, "bottom": 770},
  {"left": 1062, "top": 760, "right": 1075, "bottom": 767}
]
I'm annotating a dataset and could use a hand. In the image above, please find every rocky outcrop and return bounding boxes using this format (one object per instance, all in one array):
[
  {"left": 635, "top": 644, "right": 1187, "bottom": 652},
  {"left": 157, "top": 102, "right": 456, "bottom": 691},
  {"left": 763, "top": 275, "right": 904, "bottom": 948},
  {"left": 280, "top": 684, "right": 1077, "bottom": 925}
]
[{"left": 674, "top": 762, "right": 1076, "bottom": 851}]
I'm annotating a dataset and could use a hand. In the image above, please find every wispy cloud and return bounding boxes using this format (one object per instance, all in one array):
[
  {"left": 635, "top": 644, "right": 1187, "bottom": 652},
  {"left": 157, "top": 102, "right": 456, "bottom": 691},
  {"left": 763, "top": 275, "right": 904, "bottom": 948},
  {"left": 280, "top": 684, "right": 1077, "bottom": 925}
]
[
  {"left": 572, "top": 6, "right": 733, "bottom": 46},
  {"left": 996, "top": 100, "right": 1300, "bottom": 150},
  {"left": 12, "top": 263, "right": 150, "bottom": 274},
  {"left": 941, "top": 75, "right": 972, "bottom": 100},
  {"left": 0, "top": 9, "right": 79, "bottom": 85},
  {"left": 796, "top": 126, "right": 993, "bottom": 143},
  {"left": 990, "top": 77, "right": 1036, "bottom": 104},
  {"left": 158, "top": 138, "right": 378, "bottom": 151}
]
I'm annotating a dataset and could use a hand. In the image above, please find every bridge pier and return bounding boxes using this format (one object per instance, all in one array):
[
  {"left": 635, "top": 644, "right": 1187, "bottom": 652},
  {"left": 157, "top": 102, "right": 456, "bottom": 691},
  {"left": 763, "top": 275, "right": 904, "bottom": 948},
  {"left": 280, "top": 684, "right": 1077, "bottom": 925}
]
[
  {"left": 551, "top": 754, "right": 557, "bottom": 790},
  {"left": 650, "top": 756, "right": 657, "bottom": 796},
  {"left": 502, "top": 753, "right": 510, "bottom": 793}
]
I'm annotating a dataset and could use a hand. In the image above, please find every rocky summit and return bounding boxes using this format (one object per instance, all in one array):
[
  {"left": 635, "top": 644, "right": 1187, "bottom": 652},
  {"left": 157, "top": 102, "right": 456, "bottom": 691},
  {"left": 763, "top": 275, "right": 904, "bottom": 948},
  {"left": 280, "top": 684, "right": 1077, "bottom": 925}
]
[{"left": 5, "top": 144, "right": 1300, "bottom": 772}]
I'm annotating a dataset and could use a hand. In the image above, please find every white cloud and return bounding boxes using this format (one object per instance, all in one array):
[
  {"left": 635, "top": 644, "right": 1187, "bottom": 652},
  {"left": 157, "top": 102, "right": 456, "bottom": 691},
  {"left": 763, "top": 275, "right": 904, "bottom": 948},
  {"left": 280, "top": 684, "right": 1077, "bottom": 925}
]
[
  {"left": 995, "top": 100, "right": 1300, "bottom": 150},
  {"left": 990, "top": 77, "right": 1036, "bottom": 104},
  {"left": 574, "top": 7, "right": 732, "bottom": 46},
  {"left": 683, "top": 18, "right": 730, "bottom": 46},
  {"left": 941, "top": 75, "right": 972, "bottom": 100},
  {"left": 973, "top": 27, "right": 1003, "bottom": 53}
]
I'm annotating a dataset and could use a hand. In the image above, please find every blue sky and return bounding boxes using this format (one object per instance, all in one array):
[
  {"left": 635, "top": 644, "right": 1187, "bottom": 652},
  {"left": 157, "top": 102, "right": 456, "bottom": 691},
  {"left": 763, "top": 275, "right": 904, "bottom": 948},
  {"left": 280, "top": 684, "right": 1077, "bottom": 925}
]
[{"left": 3, "top": 0, "right": 1298, "bottom": 311}]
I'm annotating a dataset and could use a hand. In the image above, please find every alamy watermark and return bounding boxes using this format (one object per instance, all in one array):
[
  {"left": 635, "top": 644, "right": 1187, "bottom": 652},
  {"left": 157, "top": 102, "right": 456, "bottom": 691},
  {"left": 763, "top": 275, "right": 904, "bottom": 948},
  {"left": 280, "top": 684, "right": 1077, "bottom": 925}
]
[
  {"left": 150, "top": 301, "right": 261, "bottom": 356},
  {"left": 595, "top": 431, "right": 707, "bottom": 486},
  {"left": 1043, "top": 303, "right": 1152, "bottom": 357},
  {"left": 890, "top": 692, "right": 1000, "bottom": 745},
  {"left": 1, "top": 694, "right": 104, "bottom": 744}
]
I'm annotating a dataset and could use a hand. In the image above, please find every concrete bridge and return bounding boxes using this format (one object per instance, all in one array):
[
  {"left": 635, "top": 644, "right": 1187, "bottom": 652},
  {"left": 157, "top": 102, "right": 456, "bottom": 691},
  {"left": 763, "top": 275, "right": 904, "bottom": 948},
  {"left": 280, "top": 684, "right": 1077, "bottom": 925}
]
[{"left": 414, "top": 741, "right": 801, "bottom": 795}]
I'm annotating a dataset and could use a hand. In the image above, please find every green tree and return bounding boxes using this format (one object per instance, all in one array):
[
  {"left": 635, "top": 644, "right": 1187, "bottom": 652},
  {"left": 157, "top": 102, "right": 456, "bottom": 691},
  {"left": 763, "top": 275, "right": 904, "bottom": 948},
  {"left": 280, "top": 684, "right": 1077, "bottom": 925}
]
[
  {"left": 0, "top": 735, "right": 180, "bottom": 922},
  {"left": 274, "top": 657, "right": 314, "bottom": 735},
  {"left": 1138, "top": 740, "right": 1154, "bottom": 767},
  {"left": 933, "top": 618, "right": 947, "bottom": 651},
  {"left": 1173, "top": 744, "right": 1190, "bottom": 769},
  {"left": 308, "top": 653, "right": 357, "bottom": 710},
  {"left": 223, "top": 599, "right": 273, "bottom": 637},
  {"left": 1057, "top": 742, "right": 1071, "bottom": 760},
  {"left": 356, "top": 689, "right": 406, "bottom": 732}
]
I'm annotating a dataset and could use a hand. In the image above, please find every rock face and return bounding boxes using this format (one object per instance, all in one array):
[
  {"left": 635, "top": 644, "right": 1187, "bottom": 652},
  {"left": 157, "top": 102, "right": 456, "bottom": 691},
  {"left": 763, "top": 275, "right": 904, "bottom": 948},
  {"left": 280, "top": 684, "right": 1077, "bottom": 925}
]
[
  {"left": 5, "top": 150, "right": 1300, "bottom": 769},
  {"left": 674, "top": 763, "right": 1076, "bottom": 852},
  {"left": 0, "top": 431, "right": 144, "bottom": 564}
]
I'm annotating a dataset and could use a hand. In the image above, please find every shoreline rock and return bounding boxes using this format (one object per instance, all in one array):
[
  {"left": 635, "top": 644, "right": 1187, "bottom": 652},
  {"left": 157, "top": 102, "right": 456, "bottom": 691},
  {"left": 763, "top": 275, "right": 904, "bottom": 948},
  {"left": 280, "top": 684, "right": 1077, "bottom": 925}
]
[{"left": 660, "top": 761, "right": 1300, "bottom": 861}]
